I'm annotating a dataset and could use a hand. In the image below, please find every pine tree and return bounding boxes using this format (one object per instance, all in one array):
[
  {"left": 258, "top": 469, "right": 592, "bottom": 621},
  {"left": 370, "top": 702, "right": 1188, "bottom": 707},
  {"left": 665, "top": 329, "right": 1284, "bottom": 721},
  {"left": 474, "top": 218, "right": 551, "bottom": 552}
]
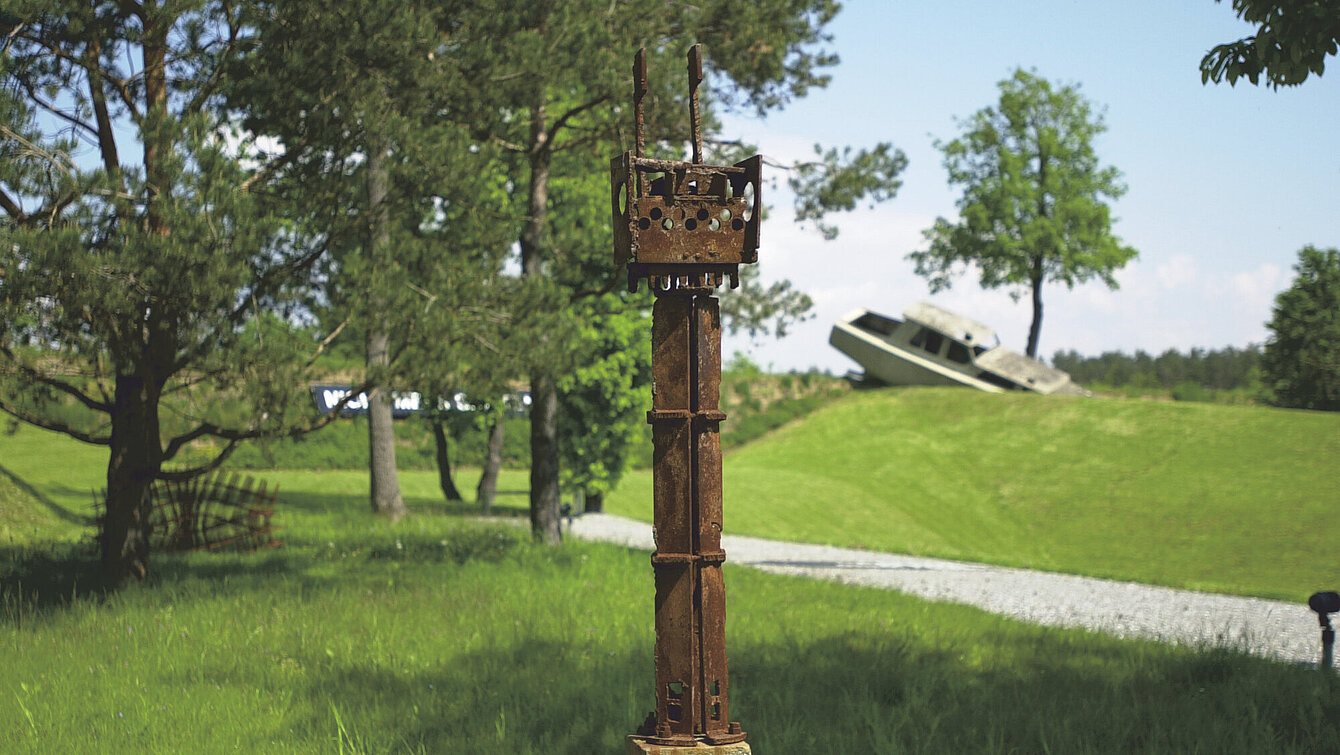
[
  {"left": 1, "top": 2, "right": 333, "bottom": 582},
  {"left": 230, "top": 0, "right": 515, "bottom": 517}
]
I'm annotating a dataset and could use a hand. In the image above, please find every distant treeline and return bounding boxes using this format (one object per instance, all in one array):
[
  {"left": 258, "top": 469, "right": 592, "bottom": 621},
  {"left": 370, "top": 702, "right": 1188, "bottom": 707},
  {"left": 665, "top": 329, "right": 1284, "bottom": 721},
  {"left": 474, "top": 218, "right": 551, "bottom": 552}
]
[{"left": 1052, "top": 346, "right": 1262, "bottom": 395}]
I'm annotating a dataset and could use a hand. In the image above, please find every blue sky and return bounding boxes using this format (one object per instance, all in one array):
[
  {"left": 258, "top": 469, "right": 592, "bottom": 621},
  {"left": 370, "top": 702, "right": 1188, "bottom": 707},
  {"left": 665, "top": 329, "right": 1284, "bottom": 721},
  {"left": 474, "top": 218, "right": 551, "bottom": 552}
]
[{"left": 717, "top": 0, "right": 1340, "bottom": 373}]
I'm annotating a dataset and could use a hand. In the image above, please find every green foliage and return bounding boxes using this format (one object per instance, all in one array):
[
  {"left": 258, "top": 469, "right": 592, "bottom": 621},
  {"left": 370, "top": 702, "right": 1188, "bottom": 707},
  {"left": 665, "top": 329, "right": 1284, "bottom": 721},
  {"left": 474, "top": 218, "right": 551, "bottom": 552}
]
[
  {"left": 1261, "top": 246, "right": 1340, "bottom": 410},
  {"left": 1169, "top": 380, "right": 1212, "bottom": 403},
  {"left": 556, "top": 300, "right": 651, "bottom": 499},
  {"left": 718, "top": 265, "right": 817, "bottom": 339},
  {"left": 911, "top": 68, "right": 1137, "bottom": 357},
  {"left": 0, "top": 5, "right": 323, "bottom": 445},
  {"left": 212, "top": 415, "right": 532, "bottom": 472},
  {"left": 608, "top": 388, "right": 1340, "bottom": 600},
  {"left": 788, "top": 142, "right": 907, "bottom": 240},
  {"left": 1201, "top": 0, "right": 1340, "bottom": 87},
  {"left": 1053, "top": 345, "right": 1264, "bottom": 402}
]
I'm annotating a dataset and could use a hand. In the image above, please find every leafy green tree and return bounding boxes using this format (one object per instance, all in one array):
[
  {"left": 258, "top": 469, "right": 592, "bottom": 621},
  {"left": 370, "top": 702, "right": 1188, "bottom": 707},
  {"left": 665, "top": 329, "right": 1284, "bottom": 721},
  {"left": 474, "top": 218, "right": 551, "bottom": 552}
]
[
  {"left": 0, "top": 2, "right": 339, "bottom": 582},
  {"left": 1201, "top": 1, "right": 1340, "bottom": 88},
  {"left": 556, "top": 297, "right": 651, "bottom": 513},
  {"left": 1262, "top": 246, "right": 1340, "bottom": 410},
  {"left": 910, "top": 69, "right": 1137, "bottom": 358}
]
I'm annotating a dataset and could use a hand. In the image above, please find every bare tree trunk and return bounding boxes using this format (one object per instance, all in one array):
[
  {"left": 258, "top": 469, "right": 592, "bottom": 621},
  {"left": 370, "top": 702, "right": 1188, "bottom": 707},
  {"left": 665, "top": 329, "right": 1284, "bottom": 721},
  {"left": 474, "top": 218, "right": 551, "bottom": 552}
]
[
  {"left": 1026, "top": 256, "right": 1044, "bottom": 359},
  {"left": 365, "top": 144, "right": 406, "bottom": 518},
  {"left": 476, "top": 413, "right": 505, "bottom": 516},
  {"left": 431, "top": 414, "right": 462, "bottom": 502}
]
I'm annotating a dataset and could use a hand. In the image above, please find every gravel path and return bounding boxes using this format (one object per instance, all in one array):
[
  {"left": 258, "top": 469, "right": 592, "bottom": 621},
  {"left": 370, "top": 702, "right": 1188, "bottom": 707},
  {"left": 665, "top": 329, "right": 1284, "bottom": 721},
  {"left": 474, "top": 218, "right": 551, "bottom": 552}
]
[{"left": 568, "top": 513, "right": 1323, "bottom": 666}]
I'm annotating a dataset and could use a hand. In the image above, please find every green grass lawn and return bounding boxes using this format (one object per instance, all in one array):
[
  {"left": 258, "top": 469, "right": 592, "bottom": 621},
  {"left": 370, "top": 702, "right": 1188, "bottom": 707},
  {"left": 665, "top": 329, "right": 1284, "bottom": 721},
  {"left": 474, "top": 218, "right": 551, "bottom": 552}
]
[
  {"left": 605, "top": 387, "right": 1340, "bottom": 600},
  {"left": 4, "top": 513, "right": 1339, "bottom": 753},
  {"left": 3, "top": 420, "right": 1340, "bottom": 752}
]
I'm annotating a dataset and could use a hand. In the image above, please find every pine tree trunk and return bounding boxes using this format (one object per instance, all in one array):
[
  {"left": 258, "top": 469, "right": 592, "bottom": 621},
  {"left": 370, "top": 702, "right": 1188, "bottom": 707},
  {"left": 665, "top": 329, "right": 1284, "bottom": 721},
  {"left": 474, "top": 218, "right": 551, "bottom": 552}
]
[
  {"left": 520, "top": 89, "right": 561, "bottom": 543},
  {"left": 364, "top": 144, "right": 406, "bottom": 518},
  {"left": 366, "top": 330, "right": 406, "bottom": 517},
  {"left": 476, "top": 414, "right": 504, "bottom": 516},
  {"left": 103, "top": 21, "right": 170, "bottom": 583},
  {"left": 431, "top": 415, "right": 462, "bottom": 502},
  {"left": 102, "top": 374, "right": 163, "bottom": 584},
  {"left": 528, "top": 373, "right": 562, "bottom": 543}
]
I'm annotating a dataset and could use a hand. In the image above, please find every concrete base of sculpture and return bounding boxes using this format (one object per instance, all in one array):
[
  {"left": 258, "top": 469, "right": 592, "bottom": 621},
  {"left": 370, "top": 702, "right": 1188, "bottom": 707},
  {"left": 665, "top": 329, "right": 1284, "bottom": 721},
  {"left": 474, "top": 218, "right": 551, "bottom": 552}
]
[{"left": 626, "top": 735, "right": 751, "bottom": 755}]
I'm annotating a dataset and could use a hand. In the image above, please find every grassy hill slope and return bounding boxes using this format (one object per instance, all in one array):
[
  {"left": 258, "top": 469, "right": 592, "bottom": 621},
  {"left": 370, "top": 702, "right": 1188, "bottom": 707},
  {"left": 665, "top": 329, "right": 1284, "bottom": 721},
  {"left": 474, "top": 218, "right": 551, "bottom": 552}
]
[{"left": 605, "top": 387, "right": 1340, "bottom": 600}]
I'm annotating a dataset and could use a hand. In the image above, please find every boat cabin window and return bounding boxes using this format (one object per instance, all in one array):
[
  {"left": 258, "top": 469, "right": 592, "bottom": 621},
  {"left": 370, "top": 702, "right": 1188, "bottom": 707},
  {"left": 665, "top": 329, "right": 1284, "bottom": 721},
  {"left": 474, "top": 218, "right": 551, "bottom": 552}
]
[
  {"left": 853, "top": 312, "right": 899, "bottom": 336},
  {"left": 910, "top": 327, "right": 945, "bottom": 356},
  {"left": 947, "top": 342, "right": 972, "bottom": 364}
]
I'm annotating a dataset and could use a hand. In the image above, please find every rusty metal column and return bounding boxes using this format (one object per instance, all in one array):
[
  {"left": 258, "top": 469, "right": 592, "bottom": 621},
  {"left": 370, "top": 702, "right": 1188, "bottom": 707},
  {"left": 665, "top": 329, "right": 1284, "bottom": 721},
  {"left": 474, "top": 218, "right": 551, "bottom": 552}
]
[
  {"left": 646, "top": 289, "right": 741, "bottom": 746},
  {"left": 648, "top": 292, "right": 699, "bottom": 745},
  {"left": 691, "top": 294, "right": 737, "bottom": 744},
  {"left": 612, "top": 44, "right": 759, "bottom": 752}
]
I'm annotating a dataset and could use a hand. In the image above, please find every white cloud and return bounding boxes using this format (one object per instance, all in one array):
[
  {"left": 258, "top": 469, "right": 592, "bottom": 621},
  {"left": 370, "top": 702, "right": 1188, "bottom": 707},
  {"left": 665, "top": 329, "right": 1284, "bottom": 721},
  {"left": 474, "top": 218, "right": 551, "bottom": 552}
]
[
  {"left": 1229, "top": 264, "right": 1283, "bottom": 312},
  {"left": 1156, "top": 254, "right": 1198, "bottom": 290}
]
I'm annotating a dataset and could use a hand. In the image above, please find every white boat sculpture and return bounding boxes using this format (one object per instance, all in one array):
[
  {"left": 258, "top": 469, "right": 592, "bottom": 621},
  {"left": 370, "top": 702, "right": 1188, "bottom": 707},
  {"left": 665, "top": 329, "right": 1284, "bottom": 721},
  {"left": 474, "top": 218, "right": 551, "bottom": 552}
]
[{"left": 829, "top": 302, "right": 1085, "bottom": 395}]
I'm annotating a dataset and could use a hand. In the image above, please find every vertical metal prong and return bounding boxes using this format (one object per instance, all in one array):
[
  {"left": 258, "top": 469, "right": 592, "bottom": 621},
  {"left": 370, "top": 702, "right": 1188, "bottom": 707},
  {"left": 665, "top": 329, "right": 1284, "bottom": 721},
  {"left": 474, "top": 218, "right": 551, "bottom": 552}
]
[
  {"left": 634, "top": 48, "right": 648, "bottom": 160},
  {"left": 688, "top": 44, "right": 703, "bottom": 164}
]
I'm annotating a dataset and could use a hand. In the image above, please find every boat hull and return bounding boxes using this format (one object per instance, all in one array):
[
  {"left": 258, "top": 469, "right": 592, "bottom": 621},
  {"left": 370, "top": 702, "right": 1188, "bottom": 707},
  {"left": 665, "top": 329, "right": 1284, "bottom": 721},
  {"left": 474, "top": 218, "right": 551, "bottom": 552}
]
[{"left": 829, "top": 319, "right": 1005, "bottom": 392}]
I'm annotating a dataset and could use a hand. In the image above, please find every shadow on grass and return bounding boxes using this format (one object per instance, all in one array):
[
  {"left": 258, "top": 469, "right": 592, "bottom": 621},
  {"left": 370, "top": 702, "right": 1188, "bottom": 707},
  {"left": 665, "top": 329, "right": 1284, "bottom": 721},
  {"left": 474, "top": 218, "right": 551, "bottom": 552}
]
[
  {"left": 0, "top": 463, "right": 94, "bottom": 525},
  {"left": 283, "top": 632, "right": 1340, "bottom": 754},
  {"left": 1, "top": 520, "right": 526, "bottom": 623},
  {"left": 273, "top": 488, "right": 531, "bottom": 520},
  {"left": 0, "top": 543, "right": 110, "bottom": 615}
]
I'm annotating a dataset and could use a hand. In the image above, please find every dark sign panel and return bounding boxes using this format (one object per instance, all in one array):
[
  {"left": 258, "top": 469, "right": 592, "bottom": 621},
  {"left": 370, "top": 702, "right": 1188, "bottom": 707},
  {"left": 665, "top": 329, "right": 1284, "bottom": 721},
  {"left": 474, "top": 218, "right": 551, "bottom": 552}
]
[{"left": 310, "top": 386, "right": 529, "bottom": 418}]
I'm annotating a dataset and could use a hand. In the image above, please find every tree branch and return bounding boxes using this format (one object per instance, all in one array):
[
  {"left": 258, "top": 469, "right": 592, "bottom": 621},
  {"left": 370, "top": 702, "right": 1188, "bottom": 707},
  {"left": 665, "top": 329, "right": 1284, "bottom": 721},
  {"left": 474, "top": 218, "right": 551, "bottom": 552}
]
[
  {"left": 548, "top": 95, "right": 610, "bottom": 143},
  {"left": 567, "top": 275, "right": 620, "bottom": 303},
  {"left": 0, "top": 186, "right": 24, "bottom": 220},
  {"left": 0, "top": 346, "right": 113, "bottom": 412},
  {"left": 237, "top": 134, "right": 312, "bottom": 194},
  {"left": 182, "top": 12, "right": 244, "bottom": 115},
  {"left": 156, "top": 439, "right": 238, "bottom": 482},
  {"left": 0, "top": 396, "right": 111, "bottom": 445},
  {"left": 490, "top": 135, "right": 527, "bottom": 154},
  {"left": 305, "top": 318, "right": 349, "bottom": 368},
  {"left": 160, "top": 378, "right": 376, "bottom": 462},
  {"left": 172, "top": 237, "right": 331, "bottom": 373},
  {"left": 86, "top": 39, "right": 122, "bottom": 177},
  {"left": 16, "top": 28, "right": 142, "bottom": 125},
  {"left": 13, "top": 77, "right": 99, "bottom": 139}
]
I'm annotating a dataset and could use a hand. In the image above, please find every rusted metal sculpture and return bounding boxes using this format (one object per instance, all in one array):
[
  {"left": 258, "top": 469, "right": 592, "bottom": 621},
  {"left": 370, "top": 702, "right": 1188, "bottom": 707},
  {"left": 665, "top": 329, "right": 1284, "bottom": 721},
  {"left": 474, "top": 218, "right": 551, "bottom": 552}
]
[
  {"left": 613, "top": 45, "right": 759, "bottom": 748},
  {"left": 94, "top": 471, "right": 280, "bottom": 553}
]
